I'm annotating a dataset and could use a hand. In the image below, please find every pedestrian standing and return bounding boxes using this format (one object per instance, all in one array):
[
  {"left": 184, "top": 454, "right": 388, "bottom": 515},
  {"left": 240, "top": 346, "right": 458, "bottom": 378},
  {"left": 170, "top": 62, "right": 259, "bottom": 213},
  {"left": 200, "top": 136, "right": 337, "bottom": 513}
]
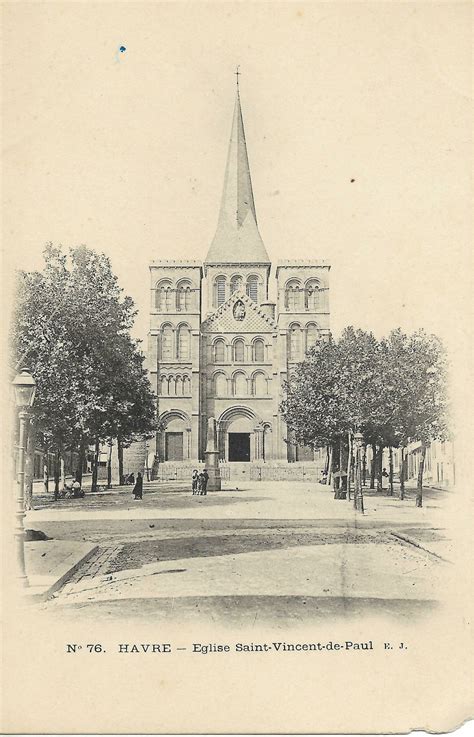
[
  {"left": 132, "top": 472, "right": 143, "bottom": 500},
  {"left": 192, "top": 469, "right": 199, "bottom": 495},
  {"left": 197, "top": 471, "right": 204, "bottom": 495},
  {"left": 201, "top": 469, "right": 209, "bottom": 495}
]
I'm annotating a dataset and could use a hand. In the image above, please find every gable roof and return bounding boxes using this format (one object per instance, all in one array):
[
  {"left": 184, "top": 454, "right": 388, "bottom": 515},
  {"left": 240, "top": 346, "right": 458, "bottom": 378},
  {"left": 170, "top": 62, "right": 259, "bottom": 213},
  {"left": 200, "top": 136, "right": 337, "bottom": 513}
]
[{"left": 201, "top": 290, "right": 277, "bottom": 333}]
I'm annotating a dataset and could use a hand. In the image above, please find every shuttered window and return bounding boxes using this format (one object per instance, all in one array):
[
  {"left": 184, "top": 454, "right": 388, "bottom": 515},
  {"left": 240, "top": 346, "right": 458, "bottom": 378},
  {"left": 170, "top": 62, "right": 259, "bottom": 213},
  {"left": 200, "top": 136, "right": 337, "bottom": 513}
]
[
  {"left": 216, "top": 277, "right": 226, "bottom": 306},
  {"left": 246, "top": 276, "right": 258, "bottom": 302}
]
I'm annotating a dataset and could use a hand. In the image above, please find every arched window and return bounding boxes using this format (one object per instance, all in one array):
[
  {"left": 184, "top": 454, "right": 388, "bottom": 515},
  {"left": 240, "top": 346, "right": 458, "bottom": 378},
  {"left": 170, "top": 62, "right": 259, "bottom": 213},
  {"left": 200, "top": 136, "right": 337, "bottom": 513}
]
[
  {"left": 288, "top": 324, "right": 302, "bottom": 361},
  {"left": 233, "top": 372, "right": 247, "bottom": 396},
  {"left": 161, "top": 325, "right": 173, "bottom": 360},
  {"left": 175, "top": 375, "right": 182, "bottom": 395},
  {"left": 156, "top": 280, "right": 173, "bottom": 312},
  {"left": 160, "top": 375, "right": 168, "bottom": 395},
  {"left": 306, "top": 323, "right": 319, "bottom": 351},
  {"left": 183, "top": 375, "right": 191, "bottom": 394},
  {"left": 214, "top": 372, "right": 227, "bottom": 396},
  {"left": 177, "top": 325, "right": 191, "bottom": 359},
  {"left": 246, "top": 275, "right": 259, "bottom": 302},
  {"left": 305, "top": 279, "right": 320, "bottom": 311},
  {"left": 177, "top": 281, "right": 192, "bottom": 312},
  {"left": 253, "top": 372, "right": 267, "bottom": 396},
  {"left": 215, "top": 276, "right": 227, "bottom": 307},
  {"left": 230, "top": 275, "right": 243, "bottom": 294},
  {"left": 214, "top": 339, "right": 225, "bottom": 363},
  {"left": 167, "top": 375, "right": 175, "bottom": 395},
  {"left": 233, "top": 338, "right": 245, "bottom": 362},
  {"left": 285, "top": 279, "right": 301, "bottom": 311},
  {"left": 253, "top": 338, "right": 265, "bottom": 362}
]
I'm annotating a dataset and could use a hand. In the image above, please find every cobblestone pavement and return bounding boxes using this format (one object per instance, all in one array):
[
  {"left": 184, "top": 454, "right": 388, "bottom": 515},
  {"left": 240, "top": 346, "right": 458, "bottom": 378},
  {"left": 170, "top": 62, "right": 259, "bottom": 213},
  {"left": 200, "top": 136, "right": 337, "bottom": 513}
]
[
  {"left": 41, "top": 524, "right": 445, "bottom": 625},
  {"left": 59, "top": 545, "right": 123, "bottom": 596},
  {"left": 59, "top": 527, "right": 390, "bottom": 588}
]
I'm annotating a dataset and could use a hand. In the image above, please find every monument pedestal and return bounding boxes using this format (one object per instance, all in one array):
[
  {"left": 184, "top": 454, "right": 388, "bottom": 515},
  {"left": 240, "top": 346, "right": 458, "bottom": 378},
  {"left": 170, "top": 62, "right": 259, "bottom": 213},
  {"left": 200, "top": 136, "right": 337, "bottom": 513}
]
[{"left": 204, "top": 418, "right": 221, "bottom": 491}]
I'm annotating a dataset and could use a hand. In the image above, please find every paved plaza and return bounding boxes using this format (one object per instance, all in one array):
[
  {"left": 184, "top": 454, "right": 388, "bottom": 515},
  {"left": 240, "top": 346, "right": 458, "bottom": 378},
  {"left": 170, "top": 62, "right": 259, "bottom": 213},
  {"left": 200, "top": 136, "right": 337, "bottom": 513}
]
[{"left": 27, "top": 479, "right": 454, "bottom": 626}]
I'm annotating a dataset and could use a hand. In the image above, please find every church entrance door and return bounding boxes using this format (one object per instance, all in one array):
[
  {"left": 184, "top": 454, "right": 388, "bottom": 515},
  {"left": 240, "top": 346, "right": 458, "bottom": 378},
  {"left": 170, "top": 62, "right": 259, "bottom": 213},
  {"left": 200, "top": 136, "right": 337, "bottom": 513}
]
[
  {"left": 165, "top": 432, "right": 183, "bottom": 461},
  {"left": 228, "top": 433, "right": 251, "bottom": 462}
]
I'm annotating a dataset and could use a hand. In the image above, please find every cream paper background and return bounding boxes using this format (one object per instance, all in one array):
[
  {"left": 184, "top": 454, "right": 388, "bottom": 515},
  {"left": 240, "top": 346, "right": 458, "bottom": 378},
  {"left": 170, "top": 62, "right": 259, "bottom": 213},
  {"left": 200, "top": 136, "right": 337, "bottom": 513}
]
[{"left": 1, "top": 1, "right": 473, "bottom": 733}]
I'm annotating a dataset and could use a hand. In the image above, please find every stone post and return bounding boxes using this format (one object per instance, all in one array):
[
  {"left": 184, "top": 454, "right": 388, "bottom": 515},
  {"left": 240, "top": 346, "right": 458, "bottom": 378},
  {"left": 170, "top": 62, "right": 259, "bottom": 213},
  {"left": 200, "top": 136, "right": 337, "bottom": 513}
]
[{"left": 204, "top": 417, "right": 221, "bottom": 491}]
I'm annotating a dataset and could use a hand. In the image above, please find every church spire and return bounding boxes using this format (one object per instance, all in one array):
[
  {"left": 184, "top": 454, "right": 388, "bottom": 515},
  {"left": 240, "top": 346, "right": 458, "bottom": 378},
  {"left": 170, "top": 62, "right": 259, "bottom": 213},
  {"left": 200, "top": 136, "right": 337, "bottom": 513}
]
[{"left": 205, "top": 79, "right": 270, "bottom": 265}]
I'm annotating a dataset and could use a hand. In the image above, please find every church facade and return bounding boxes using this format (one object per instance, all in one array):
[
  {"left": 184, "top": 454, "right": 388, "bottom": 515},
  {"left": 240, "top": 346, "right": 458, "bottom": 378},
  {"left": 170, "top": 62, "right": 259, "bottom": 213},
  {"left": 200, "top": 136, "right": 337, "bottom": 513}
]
[{"left": 147, "top": 87, "right": 330, "bottom": 468}]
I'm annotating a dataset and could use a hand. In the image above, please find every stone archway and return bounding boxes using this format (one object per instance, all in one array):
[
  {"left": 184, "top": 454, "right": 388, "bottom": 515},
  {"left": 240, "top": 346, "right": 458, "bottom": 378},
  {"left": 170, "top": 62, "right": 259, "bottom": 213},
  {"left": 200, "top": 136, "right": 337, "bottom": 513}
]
[
  {"left": 158, "top": 410, "right": 191, "bottom": 462},
  {"left": 217, "top": 406, "right": 263, "bottom": 462}
]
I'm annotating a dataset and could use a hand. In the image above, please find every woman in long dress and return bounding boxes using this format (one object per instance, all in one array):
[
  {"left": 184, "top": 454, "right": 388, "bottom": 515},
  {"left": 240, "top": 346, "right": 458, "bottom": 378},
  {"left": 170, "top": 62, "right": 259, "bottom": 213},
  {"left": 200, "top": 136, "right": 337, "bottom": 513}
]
[{"left": 132, "top": 472, "right": 143, "bottom": 500}]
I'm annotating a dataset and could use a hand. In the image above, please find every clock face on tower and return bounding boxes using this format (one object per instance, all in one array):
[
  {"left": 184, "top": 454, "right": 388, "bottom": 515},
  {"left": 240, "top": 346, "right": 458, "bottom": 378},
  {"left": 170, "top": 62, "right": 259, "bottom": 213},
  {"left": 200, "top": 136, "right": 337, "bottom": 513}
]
[{"left": 233, "top": 300, "right": 245, "bottom": 321}]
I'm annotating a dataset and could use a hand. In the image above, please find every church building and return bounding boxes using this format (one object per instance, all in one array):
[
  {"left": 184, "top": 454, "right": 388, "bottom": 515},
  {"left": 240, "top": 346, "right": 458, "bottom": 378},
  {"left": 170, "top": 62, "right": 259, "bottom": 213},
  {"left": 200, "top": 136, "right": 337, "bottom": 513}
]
[{"left": 147, "top": 85, "right": 330, "bottom": 469}]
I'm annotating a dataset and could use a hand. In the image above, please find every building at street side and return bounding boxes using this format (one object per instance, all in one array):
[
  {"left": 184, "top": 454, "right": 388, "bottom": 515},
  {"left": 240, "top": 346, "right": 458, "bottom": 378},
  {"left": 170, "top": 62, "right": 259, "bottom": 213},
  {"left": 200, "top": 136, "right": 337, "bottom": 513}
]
[{"left": 145, "top": 85, "right": 330, "bottom": 472}]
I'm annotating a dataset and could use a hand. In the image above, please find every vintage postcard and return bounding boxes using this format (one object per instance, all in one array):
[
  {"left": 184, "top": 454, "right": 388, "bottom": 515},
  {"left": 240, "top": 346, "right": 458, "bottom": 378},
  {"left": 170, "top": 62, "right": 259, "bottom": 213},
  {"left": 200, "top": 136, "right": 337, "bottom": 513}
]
[{"left": 1, "top": 1, "right": 472, "bottom": 734}]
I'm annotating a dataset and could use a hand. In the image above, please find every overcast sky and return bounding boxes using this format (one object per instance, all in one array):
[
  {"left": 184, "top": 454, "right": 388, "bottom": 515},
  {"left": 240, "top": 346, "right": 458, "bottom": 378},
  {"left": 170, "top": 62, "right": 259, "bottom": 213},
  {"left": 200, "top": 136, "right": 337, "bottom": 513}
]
[{"left": 3, "top": 2, "right": 472, "bottom": 363}]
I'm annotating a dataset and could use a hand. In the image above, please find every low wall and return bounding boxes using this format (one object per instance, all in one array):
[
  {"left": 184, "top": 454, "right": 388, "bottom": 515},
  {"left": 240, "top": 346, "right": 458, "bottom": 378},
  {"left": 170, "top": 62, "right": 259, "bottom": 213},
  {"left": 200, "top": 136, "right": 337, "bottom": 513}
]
[{"left": 154, "top": 461, "right": 325, "bottom": 483}]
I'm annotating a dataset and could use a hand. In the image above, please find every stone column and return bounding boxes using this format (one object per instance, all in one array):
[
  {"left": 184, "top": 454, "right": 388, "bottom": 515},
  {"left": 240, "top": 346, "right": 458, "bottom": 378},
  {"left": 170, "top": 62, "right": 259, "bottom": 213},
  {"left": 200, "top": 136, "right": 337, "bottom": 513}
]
[
  {"left": 254, "top": 426, "right": 264, "bottom": 462},
  {"left": 275, "top": 330, "right": 288, "bottom": 460},
  {"left": 191, "top": 329, "right": 200, "bottom": 460},
  {"left": 204, "top": 417, "right": 221, "bottom": 491}
]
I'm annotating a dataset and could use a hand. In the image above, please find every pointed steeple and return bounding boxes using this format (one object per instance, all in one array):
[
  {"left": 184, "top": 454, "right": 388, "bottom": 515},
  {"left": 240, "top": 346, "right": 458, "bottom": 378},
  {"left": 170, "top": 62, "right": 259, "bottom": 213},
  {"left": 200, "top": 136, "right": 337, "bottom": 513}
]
[{"left": 205, "top": 86, "right": 270, "bottom": 264}]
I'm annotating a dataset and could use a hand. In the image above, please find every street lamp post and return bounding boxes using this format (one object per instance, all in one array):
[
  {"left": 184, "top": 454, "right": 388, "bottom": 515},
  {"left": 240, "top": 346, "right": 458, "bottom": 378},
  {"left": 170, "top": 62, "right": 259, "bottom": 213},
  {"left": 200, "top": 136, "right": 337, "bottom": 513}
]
[
  {"left": 353, "top": 431, "right": 364, "bottom": 513},
  {"left": 12, "top": 368, "right": 37, "bottom": 587}
]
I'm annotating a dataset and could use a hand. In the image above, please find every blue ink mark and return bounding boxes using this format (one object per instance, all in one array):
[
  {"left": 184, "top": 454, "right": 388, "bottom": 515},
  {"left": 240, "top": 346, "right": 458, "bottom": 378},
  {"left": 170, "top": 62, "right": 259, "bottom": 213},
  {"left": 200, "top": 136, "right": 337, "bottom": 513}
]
[{"left": 115, "top": 45, "right": 127, "bottom": 63}]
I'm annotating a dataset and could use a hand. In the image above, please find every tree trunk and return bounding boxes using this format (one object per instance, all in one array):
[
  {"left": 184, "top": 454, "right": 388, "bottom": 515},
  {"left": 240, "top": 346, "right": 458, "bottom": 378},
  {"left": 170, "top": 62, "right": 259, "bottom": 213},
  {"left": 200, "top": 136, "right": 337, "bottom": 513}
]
[
  {"left": 60, "top": 452, "right": 66, "bottom": 490},
  {"left": 346, "top": 431, "right": 352, "bottom": 501},
  {"left": 324, "top": 446, "right": 330, "bottom": 475},
  {"left": 24, "top": 418, "right": 35, "bottom": 511},
  {"left": 362, "top": 444, "right": 367, "bottom": 487},
  {"left": 353, "top": 441, "right": 364, "bottom": 512},
  {"left": 388, "top": 446, "right": 394, "bottom": 496},
  {"left": 333, "top": 440, "right": 340, "bottom": 498},
  {"left": 376, "top": 444, "right": 383, "bottom": 492},
  {"left": 117, "top": 435, "right": 124, "bottom": 485},
  {"left": 91, "top": 438, "right": 100, "bottom": 492},
  {"left": 338, "top": 440, "right": 343, "bottom": 490},
  {"left": 44, "top": 442, "right": 49, "bottom": 493},
  {"left": 107, "top": 442, "right": 113, "bottom": 488},
  {"left": 399, "top": 446, "right": 405, "bottom": 500},
  {"left": 77, "top": 436, "right": 86, "bottom": 484},
  {"left": 53, "top": 446, "right": 60, "bottom": 500},
  {"left": 327, "top": 445, "right": 333, "bottom": 486},
  {"left": 370, "top": 443, "right": 376, "bottom": 489},
  {"left": 416, "top": 442, "right": 427, "bottom": 508}
]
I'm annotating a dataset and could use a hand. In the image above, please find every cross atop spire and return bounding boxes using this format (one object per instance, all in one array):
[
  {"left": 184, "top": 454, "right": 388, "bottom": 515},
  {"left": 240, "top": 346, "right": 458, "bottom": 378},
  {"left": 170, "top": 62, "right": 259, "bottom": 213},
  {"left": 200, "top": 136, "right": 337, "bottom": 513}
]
[
  {"left": 235, "top": 65, "right": 241, "bottom": 86},
  {"left": 205, "top": 84, "right": 270, "bottom": 265}
]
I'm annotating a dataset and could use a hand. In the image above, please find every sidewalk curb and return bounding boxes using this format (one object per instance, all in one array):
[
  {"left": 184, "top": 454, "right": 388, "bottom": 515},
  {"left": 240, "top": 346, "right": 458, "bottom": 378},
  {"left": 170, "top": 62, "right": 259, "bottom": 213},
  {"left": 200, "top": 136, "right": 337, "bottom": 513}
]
[
  {"left": 25, "top": 544, "right": 99, "bottom": 603},
  {"left": 390, "top": 532, "right": 452, "bottom": 564}
]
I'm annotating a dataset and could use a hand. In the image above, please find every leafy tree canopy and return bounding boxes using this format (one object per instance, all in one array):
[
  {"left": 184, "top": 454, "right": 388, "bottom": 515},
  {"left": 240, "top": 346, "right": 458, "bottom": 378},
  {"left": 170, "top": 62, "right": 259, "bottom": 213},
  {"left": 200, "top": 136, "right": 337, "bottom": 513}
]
[{"left": 11, "top": 243, "right": 157, "bottom": 451}]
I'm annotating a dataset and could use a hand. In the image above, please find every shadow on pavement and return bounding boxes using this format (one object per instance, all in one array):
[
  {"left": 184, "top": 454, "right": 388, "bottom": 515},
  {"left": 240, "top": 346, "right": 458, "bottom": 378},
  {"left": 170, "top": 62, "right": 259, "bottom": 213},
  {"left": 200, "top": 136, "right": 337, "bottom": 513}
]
[
  {"left": 50, "top": 594, "right": 440, "bottom": 625},
  {"left": 106, "top": 530, "right": 387, "bottom": 573},
  {"left": 31, "top": 491, "right": 266, "bottom": 512}
]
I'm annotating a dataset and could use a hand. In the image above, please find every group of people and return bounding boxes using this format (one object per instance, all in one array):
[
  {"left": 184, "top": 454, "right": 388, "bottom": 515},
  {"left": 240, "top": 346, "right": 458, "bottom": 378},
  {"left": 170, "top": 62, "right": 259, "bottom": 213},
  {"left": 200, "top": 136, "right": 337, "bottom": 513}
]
[
  {"left": 60, "top": 475, "right": 84, "bottom": 499},
  {"left": 192, "top": 469, "right": 209, "bottom": 495},
  {"left": 130, "top": 468, "right": 210, "bottom": 500}
]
